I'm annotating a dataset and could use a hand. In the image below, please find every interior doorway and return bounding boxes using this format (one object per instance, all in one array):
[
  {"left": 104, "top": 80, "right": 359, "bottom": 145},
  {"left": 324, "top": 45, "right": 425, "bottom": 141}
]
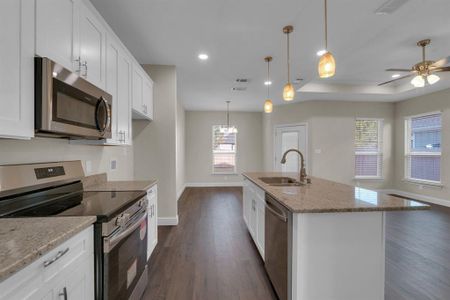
[{"left": 273, "top": 124, "right": 308, "bottom": 172}]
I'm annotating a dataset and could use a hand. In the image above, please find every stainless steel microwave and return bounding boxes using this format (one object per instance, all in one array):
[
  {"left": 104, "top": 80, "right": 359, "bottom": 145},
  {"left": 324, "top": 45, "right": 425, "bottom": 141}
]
[{"left": 35, "top": 57, "right": 112, "bottom": 139}]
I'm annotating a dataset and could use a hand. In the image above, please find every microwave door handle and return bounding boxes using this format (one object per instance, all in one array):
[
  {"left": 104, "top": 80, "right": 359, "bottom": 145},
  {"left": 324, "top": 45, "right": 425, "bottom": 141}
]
[{"left": 103, "top": 210, "right": 147, "bottom": 253}]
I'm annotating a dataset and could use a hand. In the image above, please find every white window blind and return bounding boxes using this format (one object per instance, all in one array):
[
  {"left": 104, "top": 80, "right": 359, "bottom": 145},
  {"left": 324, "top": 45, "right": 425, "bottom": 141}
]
[
  {"left": 405, "top": 113, "right": 441, "bottom": 183},
  {"left": 212, "top": 125, "right": 237, "bottom": 174},
  {"left": 355, "top": 119, "right": 383, "bottom": 178}
]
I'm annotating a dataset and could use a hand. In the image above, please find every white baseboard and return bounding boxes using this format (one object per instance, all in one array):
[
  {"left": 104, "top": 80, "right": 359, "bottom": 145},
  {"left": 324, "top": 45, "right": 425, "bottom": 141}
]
[
  {"left": 158, "top": 216, "right": 179, "bottom": 226},
  {"left": 177, "top": 185, "right": 186, "bottom": 201},
  {"left": 185, "top": 182, "right": 243, "bottom": 187},
  {"left": 378, "top": 189, "right": 450, "bottom": 207}
]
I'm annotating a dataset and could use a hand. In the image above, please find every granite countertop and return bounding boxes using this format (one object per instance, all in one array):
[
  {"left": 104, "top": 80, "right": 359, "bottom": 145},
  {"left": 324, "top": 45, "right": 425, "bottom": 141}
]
[
  {"left": 0, "top": 216, "right": 96, "bottom": 282},
  {"left": 82, "top": 173, "right": 157, "bottom": 192},
  {"left": 243, "top": 172, "right": 430, "bottom": 213}
]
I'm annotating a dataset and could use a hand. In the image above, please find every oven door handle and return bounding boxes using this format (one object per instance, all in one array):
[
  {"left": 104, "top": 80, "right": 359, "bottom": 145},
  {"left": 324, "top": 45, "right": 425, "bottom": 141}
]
[{"left": 103, "top": 210, "right": 147, "bottom": 253}]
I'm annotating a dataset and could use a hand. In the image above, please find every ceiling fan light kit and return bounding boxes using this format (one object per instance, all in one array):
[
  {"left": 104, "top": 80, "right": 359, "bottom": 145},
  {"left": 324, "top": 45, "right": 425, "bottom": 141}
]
[
  {"left": 379, "top": 39, "right": 449, "bottom": 87},
  {"left": 318, "top": 0, "right": 336, "bottom": 78},
  {"left": 283, "top": 25, "right": 295, "bottom": 101}
]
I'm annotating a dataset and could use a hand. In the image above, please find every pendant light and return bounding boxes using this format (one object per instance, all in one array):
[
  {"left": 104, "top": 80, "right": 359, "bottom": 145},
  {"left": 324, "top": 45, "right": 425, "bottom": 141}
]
[
  {"left": 283, "top": 25, "right": 295, "bottom": 101},
  {"left": 264, "top": 56, "right": 273, "bottom": 113},
  {"left": 222, "top": 101, "right": 238, "bottom": 134},
  {"left": 318, "top": 0, "right": 336, "bottom": 78}
]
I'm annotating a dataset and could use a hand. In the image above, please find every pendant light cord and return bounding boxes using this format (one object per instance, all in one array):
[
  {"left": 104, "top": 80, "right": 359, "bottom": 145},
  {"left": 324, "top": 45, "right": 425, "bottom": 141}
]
[
  {"left": 226, "top": 101, "right": 230, "bottom": 129},
  {"left": 324, "top": 0, "right": 328, "bottom": 50},
  {"left": 267, "top": 60, "right": 270, "bottom": 98},
  {"left": 287, "top": 32, "right": 291, "bottom": 83}
]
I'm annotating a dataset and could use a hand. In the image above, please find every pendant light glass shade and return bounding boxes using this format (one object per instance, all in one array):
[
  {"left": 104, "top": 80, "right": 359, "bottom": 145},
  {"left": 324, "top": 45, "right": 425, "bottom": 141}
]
[
  {"left": 283, "top": 83, "right": 295, "bottom": 101},
  {"left": 318, "top": 0, "right": 336, "bottom": 78},
  {"left": 283, "top": 26, "right": 295, "bottom": 101},
  {"left": 264, "top": 99, "right": 273, "bottom": 113},
  {"left": 318, "top": 51, "right": 336, "bottom": 78},
  {"left": 411, "top": 75, "right": 425, "bottom": 87}
]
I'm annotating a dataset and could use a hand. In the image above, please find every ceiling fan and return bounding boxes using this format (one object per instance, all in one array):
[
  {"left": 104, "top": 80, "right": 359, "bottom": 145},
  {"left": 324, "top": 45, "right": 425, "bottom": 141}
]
[{"left": 379, "top": 39, "right": 450, "bottom": 87}]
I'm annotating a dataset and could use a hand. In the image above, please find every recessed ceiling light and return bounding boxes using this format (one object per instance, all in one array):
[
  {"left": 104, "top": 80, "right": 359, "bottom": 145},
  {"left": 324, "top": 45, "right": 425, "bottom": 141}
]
[
  {"left": 316, "top": 49, "right": 327, "bottom": 56},
  {"left": 391, "top": 74, "right": 401, "bottom": 78},
  {"left": 264, "top": 81, "right": 272, "bottom": 86},
  {"left": 52, "top": 71, "right": 58, "bottom": 77},
  {"left": 198, "top": 53, "right": 208, "bottom": 60}
]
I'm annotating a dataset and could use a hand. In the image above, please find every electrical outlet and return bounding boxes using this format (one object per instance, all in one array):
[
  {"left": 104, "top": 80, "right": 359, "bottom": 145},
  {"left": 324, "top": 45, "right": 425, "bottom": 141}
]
[
  {"left": 110, "top": 159, "right": 117, "bottom": 171},
  {"left": 315, "top": 149, "right": 322, "bottom": 154}
]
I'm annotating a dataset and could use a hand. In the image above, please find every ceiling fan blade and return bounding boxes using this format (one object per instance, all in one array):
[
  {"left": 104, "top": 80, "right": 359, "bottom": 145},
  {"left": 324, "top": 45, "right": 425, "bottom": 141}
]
[
  {"left": 431, "top": 56, "right": 450, "bottom": 68},
  {"left": 433, "top": 66, "right": 450, "bottom": 72},
  {"left": 378, "top": 74, "right": 413, "bottom": 86},
  {"left": 386, "top": 68, "right": 413, "bottom": 72}
]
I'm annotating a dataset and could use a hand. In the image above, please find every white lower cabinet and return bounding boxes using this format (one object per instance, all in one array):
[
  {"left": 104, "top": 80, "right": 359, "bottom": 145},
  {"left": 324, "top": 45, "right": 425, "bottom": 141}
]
[
  {"left": 0, "top": 226, "right": 94, "bottom": 300},
  {"left": 243, "top": 179, "right": 265, "bottom": 259},
  {"left": 147, "top": 185, "right": 158, "bottom": 260}
]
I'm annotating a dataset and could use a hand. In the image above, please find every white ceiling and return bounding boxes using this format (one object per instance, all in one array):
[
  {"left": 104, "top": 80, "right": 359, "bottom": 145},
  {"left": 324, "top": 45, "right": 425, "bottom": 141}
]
[{"left": 91, "top": 0, "right": 450, "bottom": 111}]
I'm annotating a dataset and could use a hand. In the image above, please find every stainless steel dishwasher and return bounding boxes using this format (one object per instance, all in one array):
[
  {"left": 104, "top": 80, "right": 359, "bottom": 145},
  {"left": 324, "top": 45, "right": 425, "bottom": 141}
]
[{"left": 265, "top": 194, "right": 292, "bottom": 300}]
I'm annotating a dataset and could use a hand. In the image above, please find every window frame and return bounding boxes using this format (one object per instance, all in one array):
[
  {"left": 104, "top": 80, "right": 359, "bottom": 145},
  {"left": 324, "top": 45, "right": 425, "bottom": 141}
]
[
  {"left": 354, "top": 118, "right": 384, "bottom": 180},
  {"left": 211, "top": 125, "right": 238, "bottom": 175},
  {"left": 404, "top": 111, "right": 442, "bottom": 186}
]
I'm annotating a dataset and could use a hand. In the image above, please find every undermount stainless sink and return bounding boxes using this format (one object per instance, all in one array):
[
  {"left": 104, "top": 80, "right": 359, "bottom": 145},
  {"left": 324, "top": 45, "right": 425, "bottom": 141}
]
[{"left": 258, "top": 177, "right": 304, "bottom": 186}]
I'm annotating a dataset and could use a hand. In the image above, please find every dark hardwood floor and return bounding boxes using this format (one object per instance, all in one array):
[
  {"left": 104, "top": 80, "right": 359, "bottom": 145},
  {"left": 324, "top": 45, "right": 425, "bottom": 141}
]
[
  {"left": 143, "top": 187, "right": 277, "bottom": 300},
  {"left": 143, "top": 187, "right": 450, "bottom": 300}
]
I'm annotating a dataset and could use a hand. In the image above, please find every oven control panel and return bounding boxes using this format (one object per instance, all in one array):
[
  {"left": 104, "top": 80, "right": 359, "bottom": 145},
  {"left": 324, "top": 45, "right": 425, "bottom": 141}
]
[{"left": 34, "top": 166, "right": 66, "bottom": 179}]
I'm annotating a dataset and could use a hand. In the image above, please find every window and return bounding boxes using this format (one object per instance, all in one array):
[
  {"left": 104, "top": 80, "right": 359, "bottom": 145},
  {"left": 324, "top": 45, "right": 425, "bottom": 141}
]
[
  {"left": 405, "top": 112, "right": 441, "bottom": 184},
  {"left": 355, "top": 119, "right": 383, "bottom": 178},
  {"left": 212, "top": 125, "right": 237, "bottom": 174}
]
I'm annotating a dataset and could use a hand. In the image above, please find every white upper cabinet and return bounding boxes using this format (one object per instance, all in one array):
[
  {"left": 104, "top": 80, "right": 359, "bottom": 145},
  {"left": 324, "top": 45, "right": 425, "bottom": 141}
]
[
  {"left": 36, "top": 0, "right": 80, "bottom": 71},
  {"left": 132, "top": 64, "right": 154, "bottom": 121},
  {"left": 143, "top": 78, "right": 154, "bottom": 120},
  {"left": 78, "top": 1, "right": 106, "bottom": 89},
  {"left": 0, "top": 0, "right": 34, "bottom": 139},
  {"left": 117, "top": 50, "right": 133, "bottom": 144}
]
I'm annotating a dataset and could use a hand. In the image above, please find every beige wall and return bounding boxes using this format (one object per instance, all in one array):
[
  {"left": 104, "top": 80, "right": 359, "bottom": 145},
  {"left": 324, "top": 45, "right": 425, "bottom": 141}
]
[
  {"left": 263, "top": 101, "right": 395, "bottom": 190},
  {"left": 176, "top": 98, "right": 186, "bottom": 198},
  {"left": 393, "top": 88, "right": 450, "bottom": 201},
  {"left": 185, "top": 111, "right": 263, "bottom": 185},
  {"left": 0, "top": 137, "right": 133, "bottom": 180},
  {"left": 133, "top": 65, "right": 178, "bottom": 220}
]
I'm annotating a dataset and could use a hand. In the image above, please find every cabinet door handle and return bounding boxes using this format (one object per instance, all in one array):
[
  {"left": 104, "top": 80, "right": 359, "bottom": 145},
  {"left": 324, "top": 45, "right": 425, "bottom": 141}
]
[
  {"left": 74, "top": 56, "right": 82, "bottom": 74},
  {"left": 59, "top": 287, "right": 68, "bottom": 300},
  {"left": 43, "top": 247, "right": 70, "bottom": 268},
  {"left": 81, "top": 61, "right": 88, "bottom": 77}
]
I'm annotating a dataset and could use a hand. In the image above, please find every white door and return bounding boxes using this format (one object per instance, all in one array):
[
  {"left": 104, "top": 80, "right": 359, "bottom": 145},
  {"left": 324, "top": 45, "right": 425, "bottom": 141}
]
[
  {"left": 79, "top": 3, "right": 106, "bottom": 88},
  {"left": 36, "top": 0, "right": 80, "bottom": 71},
  {"left": 274, "top": 125, "right": 308, "bottom": 172},
  {"left": 0, "top": 0, "right": 34, "bottom": 139}
]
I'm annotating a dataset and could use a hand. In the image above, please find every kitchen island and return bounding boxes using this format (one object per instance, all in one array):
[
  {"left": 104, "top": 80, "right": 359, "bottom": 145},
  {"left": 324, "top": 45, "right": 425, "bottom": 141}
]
[{"left": 242, "top": 172, "right": 429, "bottom": 300}]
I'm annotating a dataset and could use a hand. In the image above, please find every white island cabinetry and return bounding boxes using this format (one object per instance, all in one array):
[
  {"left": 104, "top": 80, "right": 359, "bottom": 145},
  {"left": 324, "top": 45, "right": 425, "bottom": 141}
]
[{"left": 243, "top": 178, "right": 265, "bottom": 259}]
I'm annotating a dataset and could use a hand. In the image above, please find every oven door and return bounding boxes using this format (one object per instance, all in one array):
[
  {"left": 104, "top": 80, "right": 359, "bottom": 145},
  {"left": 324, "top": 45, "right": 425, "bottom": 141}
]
[
  {"left": 35, "top": 57, "right": 112, "bottom": 139},
  {"left": 103, "top": 210, "right": 148, "bottom": 300}
]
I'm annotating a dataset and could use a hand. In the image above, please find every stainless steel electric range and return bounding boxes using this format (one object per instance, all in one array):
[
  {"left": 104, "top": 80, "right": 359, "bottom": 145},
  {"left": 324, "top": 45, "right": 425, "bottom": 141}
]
[{"left": 0, "top": 161, "right": 148, "bottom": 300}]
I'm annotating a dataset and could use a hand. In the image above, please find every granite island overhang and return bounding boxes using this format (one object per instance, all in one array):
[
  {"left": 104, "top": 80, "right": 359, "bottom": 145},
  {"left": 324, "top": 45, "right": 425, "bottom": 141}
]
[{"left": 242, "top": 172, "right": 429, "bottom": 300}]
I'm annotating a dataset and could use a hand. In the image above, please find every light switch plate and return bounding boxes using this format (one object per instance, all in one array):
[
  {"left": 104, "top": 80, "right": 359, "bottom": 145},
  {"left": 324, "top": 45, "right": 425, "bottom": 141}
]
[{"left": 110, "top": 159, "right": 117, "bottom": 171}]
